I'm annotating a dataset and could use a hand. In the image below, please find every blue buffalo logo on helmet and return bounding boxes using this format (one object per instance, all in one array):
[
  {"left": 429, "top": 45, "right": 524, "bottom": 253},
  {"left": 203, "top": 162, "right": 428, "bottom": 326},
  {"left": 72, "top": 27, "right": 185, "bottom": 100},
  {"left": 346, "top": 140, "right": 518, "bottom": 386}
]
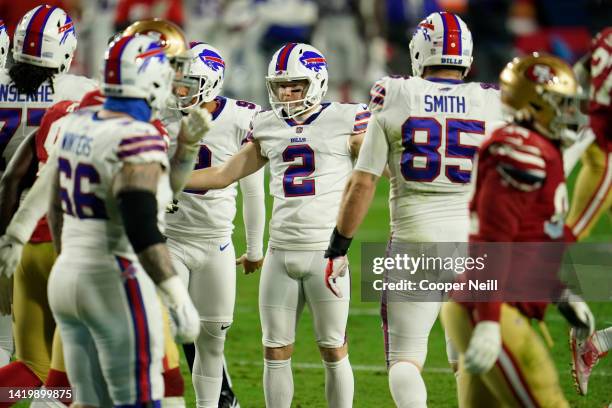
[
  {"left": 137, "top": 42, "right": 167, "bottom": 73},
  {"left": 58, "top": 14, "right": 75, "bottom": 45},
  {"left": 299, "top": 51, "right": 326, "bottom": 72},
  {"left": 198, "top": 48, "right": 225, "bottom": 72}
]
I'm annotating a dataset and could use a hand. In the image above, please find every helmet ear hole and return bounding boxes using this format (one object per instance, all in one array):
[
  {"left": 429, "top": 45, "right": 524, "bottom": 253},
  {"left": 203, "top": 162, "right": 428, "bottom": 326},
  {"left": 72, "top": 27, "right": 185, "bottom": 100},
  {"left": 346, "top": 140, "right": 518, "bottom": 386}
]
[{"left": 415, "top": 52, "right": 420, "bottom": 60}]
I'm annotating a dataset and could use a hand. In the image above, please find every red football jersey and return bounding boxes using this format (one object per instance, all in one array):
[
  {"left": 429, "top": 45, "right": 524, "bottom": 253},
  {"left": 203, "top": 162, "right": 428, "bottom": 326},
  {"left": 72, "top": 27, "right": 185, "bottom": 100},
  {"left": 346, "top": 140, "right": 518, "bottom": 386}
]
[
  {"left": 459, "top": 124, "right": 568, "bottom": 322},
  {"left": 589, "top": 27, "right": 612, "bottom": 152}
]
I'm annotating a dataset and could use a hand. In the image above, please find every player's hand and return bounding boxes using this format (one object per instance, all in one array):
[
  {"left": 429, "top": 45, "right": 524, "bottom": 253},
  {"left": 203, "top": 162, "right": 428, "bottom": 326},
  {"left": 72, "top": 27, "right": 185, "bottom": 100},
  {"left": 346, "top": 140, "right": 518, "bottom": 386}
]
[
  {"left": 166, "top": 199, "right": 179, "bottom": 214},
  {"left": 0, "top": 275, "right": 13, "bottom": 316},
  {"left": 325, "top": 256, "right": 348, "bottom": 298},
  {"left": 556, "top": 289, "right": 595, "bottom": 341},
  {"left": 179, "top": 107, "right": 213, "bottom": 147},
  {"left": 464, "top": 321, "right": 501, "bottom": 374},
  {"left": 0, "top": 235, "right": 24, "bottom": 278},
  {"left": 236, "top": 254, "right": 263, "bottom": 274},
  {"left": 158, "top": 276, "right": 200, "bottom": 343}
]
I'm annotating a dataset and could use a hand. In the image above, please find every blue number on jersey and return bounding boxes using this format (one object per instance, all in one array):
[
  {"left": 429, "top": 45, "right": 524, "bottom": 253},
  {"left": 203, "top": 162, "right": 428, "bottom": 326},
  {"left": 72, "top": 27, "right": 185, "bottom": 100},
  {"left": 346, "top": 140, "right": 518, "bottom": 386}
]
[
  {"left": 401, "top": 117, "right": 485, "bottom": 183},
  {"left": 58, "top": 158, "right": 108, "bottom": 219},
  {"left": 184, "top": 144, "right": 212, "bottom": 195},
  {"left": 282, "top": 144, "right": 315, "bottom": 197}
]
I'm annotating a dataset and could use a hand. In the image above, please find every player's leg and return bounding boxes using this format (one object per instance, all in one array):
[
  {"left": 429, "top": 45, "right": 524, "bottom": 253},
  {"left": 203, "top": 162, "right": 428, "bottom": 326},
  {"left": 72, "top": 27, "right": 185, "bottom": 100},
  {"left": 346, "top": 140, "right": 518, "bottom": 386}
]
[
  {"left": 84, "top": 259, "right": 165, "bottom": 406},
  {"left": 570, "top": 325, "right": 611, "bottom": 395},
  {"left": 442, "top": 302, "right": 569, "bottom": 407},
  {"left": 566, "top": 143, "right": 612, "bottom": 240},
  {"left": 188, "top": 238, "right": 236, "bottom": 408},
  {"left": 0, "top": 314, "right": 11, "bottom": 367},
  {"left": 302, "top": 250, "right": 353, "bottom": 408},
  {"left": 259, "top": 248, "right": 304, "bottom": 408},
  {"left": 0, "top": 242, "right": 56, "bottom": 391}
]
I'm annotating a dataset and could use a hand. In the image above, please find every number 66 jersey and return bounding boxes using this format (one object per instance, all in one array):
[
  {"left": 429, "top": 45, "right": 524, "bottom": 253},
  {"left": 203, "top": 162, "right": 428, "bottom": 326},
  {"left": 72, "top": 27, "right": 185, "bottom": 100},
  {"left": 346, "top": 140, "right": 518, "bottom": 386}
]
[{"left": 356, "top": 76, "right": 505, "bottom": 242}]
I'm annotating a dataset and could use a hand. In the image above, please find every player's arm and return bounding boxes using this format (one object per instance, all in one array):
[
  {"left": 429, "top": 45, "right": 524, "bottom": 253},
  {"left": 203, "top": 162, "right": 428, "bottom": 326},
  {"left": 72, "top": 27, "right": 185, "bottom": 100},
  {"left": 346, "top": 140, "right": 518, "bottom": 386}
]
[
  {"left": 0, "top": 129, "right": 38, "bottom": 234},
  {"left": 237, "top": 163, "right": 266, "bottom": 274},
  {"left": 324, "top": 114, "right": 388, "bottom": 297},
  {"left": 186, "top": 140, "right": 268, "bottom": 190},
  {"left": 169, "top": 108, "right": 213, "bottom": 194},
  {"left": 113, "top": 161, "right": 199, "bottom": 343}
]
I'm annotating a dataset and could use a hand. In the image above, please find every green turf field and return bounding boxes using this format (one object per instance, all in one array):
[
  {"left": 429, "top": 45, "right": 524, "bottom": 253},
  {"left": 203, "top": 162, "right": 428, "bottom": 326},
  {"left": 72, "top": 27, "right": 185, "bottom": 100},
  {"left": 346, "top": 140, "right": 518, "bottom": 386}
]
[{"left": 188, "top": 166, "right": 612, "bottom": 408}]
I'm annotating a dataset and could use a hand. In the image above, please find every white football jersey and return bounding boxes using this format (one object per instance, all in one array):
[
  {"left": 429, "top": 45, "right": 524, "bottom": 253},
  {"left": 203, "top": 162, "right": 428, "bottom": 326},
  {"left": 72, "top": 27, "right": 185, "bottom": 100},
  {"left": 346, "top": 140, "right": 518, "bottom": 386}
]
[
  {"left": 253, "top": 102, "right": 370, "bottom": 250},
  {"left": 0, "top": 69, "right": 98, "bottom": 170},
  {"left": 164, "top": 97, "right": 261, "bottom": 239},
  {"left": 52, "top": 109, "right": 172, "bottom": 261},
  {"left": 355, "top": 76, "right": 505, "bottom": 241}
]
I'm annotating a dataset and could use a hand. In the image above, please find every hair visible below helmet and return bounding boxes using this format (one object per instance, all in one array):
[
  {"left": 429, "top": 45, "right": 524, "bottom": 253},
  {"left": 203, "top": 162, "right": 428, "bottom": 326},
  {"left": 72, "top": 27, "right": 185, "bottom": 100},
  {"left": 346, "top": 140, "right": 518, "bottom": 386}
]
[
  {"left": 409, "top": 12, "right": 473, "bottom": 78},
  {"left": 0, "top": 20, "right": 9, "bottom": 68},
  {"left": 12, "top": 5, "right": 77, "bottom": 73},
  {"left": 102, "top": 35, "right": 174, "bottom": 111},
  {"left": 177, "top": 42, "right": 225, "bottom": 110},
  {"left": 500, "top": 53, "right": 587, "bottom": 144},
  {"left": 266, "top": 43, "right": 328, "bottom": 119}
]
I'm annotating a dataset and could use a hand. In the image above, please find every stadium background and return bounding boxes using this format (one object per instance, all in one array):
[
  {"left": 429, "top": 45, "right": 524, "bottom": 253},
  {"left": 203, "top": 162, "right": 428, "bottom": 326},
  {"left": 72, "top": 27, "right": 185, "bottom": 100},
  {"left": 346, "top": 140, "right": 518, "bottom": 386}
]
[{"left": 2, "top": 0, "right": 610, "bottom": 406}]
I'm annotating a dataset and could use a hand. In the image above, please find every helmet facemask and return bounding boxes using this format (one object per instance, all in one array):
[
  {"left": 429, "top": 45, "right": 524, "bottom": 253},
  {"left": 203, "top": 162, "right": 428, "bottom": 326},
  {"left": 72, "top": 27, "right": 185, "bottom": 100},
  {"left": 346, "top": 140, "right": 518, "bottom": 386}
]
[{"left": 266, "top": 77, "right": 320, "bottom": 120}]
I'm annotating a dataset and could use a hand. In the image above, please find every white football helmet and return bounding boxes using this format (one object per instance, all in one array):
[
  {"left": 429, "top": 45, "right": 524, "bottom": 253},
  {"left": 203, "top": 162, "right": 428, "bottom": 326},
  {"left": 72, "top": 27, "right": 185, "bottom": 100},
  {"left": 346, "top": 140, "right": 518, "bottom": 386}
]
[
  {"left": 13, "top": 5, "right": 77, "bottom": 72},
  {"left": 0, "top": 20, "right": 9, "bottom": 68},
  {"left": 409, "top": 12, "right": 473, "bottom": 78},
  {"left": 102, "top": 35, "right": 174, "bottom": 111},
  {"left": 178, "top": 42, "right": 225, "bottom": 110},
  {"left": 266, "top": 43, "right": 328, "bottom": 119}
]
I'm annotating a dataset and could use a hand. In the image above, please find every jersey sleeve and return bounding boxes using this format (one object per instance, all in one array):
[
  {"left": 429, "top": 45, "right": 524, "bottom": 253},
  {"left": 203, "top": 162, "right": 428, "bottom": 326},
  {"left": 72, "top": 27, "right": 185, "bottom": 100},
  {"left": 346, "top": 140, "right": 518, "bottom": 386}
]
[
  {"left": 368, "top": 77, "right": 389, "bottom": 113},
  {"left": 354, "top": 113, "right": 389, "bottom": 177},
  {"left": 35, "top": 100, "right": 78, "bottom": 163},
  {"left": 486, "top": 130, "right": 547, "bottom": 192},
  {"left": 116, "top": 126, "right": 169, "bottom": 166},
  {"left": 235, "top": 101, "right": 261, "bottom": 146},
  {"left": 352, "top": 104, "right": 371, "bottom": 135}
]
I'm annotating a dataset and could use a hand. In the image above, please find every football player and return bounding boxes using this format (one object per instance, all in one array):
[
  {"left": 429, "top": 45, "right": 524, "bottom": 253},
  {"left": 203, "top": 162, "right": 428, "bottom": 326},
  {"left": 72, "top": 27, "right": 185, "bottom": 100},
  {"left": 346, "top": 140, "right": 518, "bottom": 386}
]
[
  {"left": 567, "top": 27, "right": 612, "bottom": 396},
  {"left": 440, "top": 54, "right": 593, "bottom": 407},
  {"left": 164, "top": 41, "right": 265, "bottom": 408},
  {"left": 0, "top": 18, "right": 12, "bottom": 369},
  {"left": 0, "top": 4, "right": 96, "bottom": 392},
  {"left": 46, "top": 34, "right": 200, "bottom": 407},
  {"left": 323, "top": 12, "right": 504, "bottom": 407},
  {"left": 186, "top": 43, "right": 370, "bottom": 407}
]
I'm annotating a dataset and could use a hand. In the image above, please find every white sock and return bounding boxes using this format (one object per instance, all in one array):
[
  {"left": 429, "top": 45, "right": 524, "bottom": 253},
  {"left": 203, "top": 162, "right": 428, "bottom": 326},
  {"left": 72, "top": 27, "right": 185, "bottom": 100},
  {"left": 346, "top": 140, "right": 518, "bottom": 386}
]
[
  {"left": 389, "top": 361, "right": 427, "bottom": 408},
  {"left": 264, "top": 358, "right": 293, "bottom": 408},
  {"left": 0, "top": 348, "right": 10, "bottom": 367},
  {"left": 161, "top": 396, "right": 185, "bottom": 407},
  {"left": 323, "top": 355, "right": 354, "bottom": 408},
  {"left": 0, "top": 314, "right": 12, "bottom": 367},
  {"left": 593, "top": 327, "right": 612, "bottom": 354},
  {"left": 193, "top": 374, "right": 222, "bottom": 408},
  {"left": 29, "top": 388, "right": 68, "bottom": 408}
]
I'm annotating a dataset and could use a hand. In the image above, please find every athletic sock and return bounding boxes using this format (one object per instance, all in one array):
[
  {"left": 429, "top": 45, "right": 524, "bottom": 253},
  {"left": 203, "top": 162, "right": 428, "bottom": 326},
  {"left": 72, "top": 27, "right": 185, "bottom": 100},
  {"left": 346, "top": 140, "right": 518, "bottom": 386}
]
[
  {"left": 593, "top": 327, "right": 612, "bottom": 354},
  {"left": 323, "top": 355, "right": 354, "bottom": 408},
  {"left": 263, "top": 358, "right": 293, "bottom": 408},
  {"left": 388, "top": 361, "right": 427, "bottom": 408}
]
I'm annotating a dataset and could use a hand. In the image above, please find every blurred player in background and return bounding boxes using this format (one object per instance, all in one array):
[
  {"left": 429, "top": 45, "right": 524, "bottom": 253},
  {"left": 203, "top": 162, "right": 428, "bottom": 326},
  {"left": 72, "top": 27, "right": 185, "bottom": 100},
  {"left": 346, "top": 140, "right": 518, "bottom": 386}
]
[
  {"left": 0, "top": 18, "right": 12, "bottom": 369},
  {"left": 567, "top": 27, "right": 612, "bottom": 396},
  {"left": 164, "top": 41, "right": 265, "bottom": 408},
  {"left": 46, "top": 34, "right": 201, "bottom": 407},
  {"left": 441, "top": 53, "right": 593, "bottom": 407},
  {"left": 0, "top": 4, "right": 96, "bottom": 395},
  {"left": 186, "top": 42, "right": 370, "bottom": 408},
  {"left": 324, "top": 12, "right": 503, "bottom": 407}
]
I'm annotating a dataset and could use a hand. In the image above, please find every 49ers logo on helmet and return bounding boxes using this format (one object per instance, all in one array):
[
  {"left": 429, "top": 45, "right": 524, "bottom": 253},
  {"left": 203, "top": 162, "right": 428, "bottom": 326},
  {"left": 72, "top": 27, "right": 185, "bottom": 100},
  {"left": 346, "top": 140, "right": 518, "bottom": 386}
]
[{"left": 525, "top": 64, "right": 557, "bottom": 84}]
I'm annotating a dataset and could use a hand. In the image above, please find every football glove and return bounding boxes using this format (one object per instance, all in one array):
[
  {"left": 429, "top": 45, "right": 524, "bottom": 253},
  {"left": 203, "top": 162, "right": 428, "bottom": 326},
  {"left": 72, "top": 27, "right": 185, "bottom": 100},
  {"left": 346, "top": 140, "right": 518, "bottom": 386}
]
[
  {"left": 556, "top": 289, "right": 595, "bottom": 341},
  {"left": 158, "top": 275, "right": 200, "bottom": 343},
  {"left": 0, "top": 234, "right": 24, "bottom": 278},
  {"left": 464, "top": 321, "right": 502, "bottom": 374},
  {"left": 179, "top": 107, "right": 213, "bottom": 149},
  {"left": 325, "top": 256, "right": 348, "bottom": 298}
]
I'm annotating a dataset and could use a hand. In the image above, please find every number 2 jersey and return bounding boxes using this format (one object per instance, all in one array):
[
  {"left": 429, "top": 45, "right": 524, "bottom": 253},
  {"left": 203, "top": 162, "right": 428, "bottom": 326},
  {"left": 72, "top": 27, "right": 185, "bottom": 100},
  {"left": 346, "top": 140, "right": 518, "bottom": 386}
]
[
  {"left": 355, "top": 76, "right": 504, "bottom": 242},
  {"left": 51, "top": 109, "right": 172, "bottom": 261},
  {"left": 164, "top": 97, "right": 263, "bottom": 241},
  {"left": 252, "top": 102, "right": 370, "bottom": 250},
  {"left": 588, "top": 27, "right": 612, "bottom": 152},
  {"left": 0, "top": 70, "right": 98, "bottom": 170}
]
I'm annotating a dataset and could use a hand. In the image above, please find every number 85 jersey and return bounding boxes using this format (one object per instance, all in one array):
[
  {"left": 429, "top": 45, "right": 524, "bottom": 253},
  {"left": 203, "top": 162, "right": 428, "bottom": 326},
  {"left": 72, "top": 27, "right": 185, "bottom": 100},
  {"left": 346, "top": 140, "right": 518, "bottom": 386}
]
[{"left": 356, "top": 76, "right": 504, "bottom": 240}]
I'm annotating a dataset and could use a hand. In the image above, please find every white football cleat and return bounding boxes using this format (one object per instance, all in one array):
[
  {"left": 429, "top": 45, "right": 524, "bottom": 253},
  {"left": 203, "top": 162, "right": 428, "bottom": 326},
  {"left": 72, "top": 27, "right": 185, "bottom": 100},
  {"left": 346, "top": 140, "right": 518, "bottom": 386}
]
[{"left": 570, "top": 328, "right": 607, "bottom": 395}]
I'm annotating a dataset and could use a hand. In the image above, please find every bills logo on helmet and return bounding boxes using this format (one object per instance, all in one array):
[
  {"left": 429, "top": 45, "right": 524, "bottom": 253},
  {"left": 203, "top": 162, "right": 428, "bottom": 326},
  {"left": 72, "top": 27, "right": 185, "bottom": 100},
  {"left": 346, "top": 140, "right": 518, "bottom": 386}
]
[
  {"left": 299, "top": 51, "right": 326, "bottom": 72},
  {"left": 137, "top": 43, "right": 166, "bottom": 73},
  {"left": 416, "top": 22, "right": 433, "bottom": 41},
  {"left": 525, "top": 64, "right": 557, "bottom": 84},
  {"left": 198, "top": 48, "right": 225, "bottom": 72},
  {"left": 58, "top": 15, "right": 75, "bottom": 45}
]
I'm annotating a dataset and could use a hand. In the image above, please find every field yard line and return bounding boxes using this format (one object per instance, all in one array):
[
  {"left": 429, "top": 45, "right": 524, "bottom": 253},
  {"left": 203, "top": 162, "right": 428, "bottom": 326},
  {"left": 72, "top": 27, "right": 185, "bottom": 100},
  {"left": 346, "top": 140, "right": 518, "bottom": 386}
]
[{"left": 235, "top": 360, "right": 612, "bottom": 376}]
